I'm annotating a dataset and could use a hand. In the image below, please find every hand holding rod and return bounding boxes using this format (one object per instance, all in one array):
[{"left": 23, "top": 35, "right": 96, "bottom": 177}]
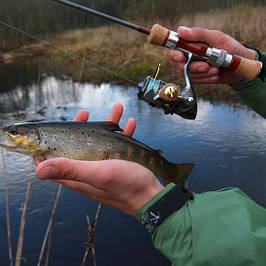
[
  {"left": 51, "top": 0, "right": 262, "bottom": 81},
  {"left": 148, "top": 24, "right": 262, "bottom": 80}
]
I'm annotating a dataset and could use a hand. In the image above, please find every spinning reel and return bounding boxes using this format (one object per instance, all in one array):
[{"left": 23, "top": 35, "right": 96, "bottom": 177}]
[{"left": 138, "top": 52, "right": 197, "bottom": 119}]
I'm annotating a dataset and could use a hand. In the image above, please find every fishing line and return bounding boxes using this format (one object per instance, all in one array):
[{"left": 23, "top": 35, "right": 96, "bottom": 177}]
[{"left": 0, "top": 20, "right": 138, "bottom": 86}]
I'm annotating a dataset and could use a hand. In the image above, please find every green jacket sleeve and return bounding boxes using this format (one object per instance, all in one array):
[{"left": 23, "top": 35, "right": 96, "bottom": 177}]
[
  {"left": 134, "top": 184, "right": 266, "bottom": 266},
  {"left": 231, "top": 52, "right": 266, "bottom": 118}
]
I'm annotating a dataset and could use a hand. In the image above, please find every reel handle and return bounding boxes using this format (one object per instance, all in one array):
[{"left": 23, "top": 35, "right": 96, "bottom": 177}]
[
  {"left": 148, "top": 24, "right": 262, "bottom": 81},
  {"left": 159, "top": 83, "right": 179, "bottom": 101}
]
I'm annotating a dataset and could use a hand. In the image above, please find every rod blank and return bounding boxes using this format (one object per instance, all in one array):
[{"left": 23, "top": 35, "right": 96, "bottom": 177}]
[{"left": 51, "top": 0, "right": 151, "bottom": 34}]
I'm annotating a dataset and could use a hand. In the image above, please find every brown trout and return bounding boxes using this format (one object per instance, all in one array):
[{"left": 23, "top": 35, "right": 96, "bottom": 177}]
[{"left": 0, "top": 121, "right": 194, "bottom": 184}]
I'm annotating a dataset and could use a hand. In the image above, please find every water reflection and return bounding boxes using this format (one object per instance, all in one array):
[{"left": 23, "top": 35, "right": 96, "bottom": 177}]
[{"left": 0, "top": 60, "right": 265, "bottom": 266}]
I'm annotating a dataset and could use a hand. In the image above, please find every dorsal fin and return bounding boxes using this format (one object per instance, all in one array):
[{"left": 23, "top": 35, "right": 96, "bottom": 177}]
[
  {"left": 156, "top": 149, "right": 163, "bottom": 156},
  {"left": 89, "top": 121, "right": 122, "bottom": 132}
]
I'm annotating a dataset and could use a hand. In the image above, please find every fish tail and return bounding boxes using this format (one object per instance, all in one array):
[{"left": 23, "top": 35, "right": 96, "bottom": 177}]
[{"left": 164, "top": 163, "right": 194, "bottom": 184}]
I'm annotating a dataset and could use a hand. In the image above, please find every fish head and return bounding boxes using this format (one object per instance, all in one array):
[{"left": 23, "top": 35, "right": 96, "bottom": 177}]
[{"left": 0, "top": 123, "right": 40, "bottom": 156}]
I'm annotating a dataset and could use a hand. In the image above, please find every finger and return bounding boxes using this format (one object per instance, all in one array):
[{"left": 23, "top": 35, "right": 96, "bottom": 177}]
[
  {"left": 106, "top": 103, "right": 123, "bottom": 123},
  {"left": 54, "top": 179, "right": 113, "bottom": 200},
  {"left": 167, "top": 49, "right": 186, "bottom": 63},
  {"left": 122, "top": 118, "right": 136, "bottom": 137},
  {"left": 169, "top": 61, "right": 185, "bottom": 74},
  {"left": 189, "top": 66, "right": 219, "bottom": 78},
  {"left": 191, "top": 75, "right": 219, "bottom": 84},
  {"left": 73, "top": 110, "right": 89, "bottom": 122},
  {"left": 54, "top": 178, "right": 124, "bottom": 210},
  {"left": 33, "top": 158, "right": 43, "bottom": 166},
  {"left": 178, "top": 26, "right": 222, "bottom": 45},
  {"left": 36, "top": 158, "right": 133, "bottom": 189},
  {"left": 188, "top": 62, "right": 213, "bottom": 74}
]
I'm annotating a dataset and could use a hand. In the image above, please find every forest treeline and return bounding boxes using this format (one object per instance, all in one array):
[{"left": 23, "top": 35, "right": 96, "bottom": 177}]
[{"left": 0, "top": 0, "right": 266, "bottom": 50}]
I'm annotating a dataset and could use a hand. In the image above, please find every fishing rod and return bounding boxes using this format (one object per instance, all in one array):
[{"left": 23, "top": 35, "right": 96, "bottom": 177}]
[
  {"left": 51, "top": 0, "right": 262, "bottom": 81},
  {"left": 50, "top": 0, "right": 261, "bottom": 119}
]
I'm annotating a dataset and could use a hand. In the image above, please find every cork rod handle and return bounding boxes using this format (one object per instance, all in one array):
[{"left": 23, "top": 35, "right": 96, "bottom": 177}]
[
  {"left": 148, "top": 24, "right": 262, "bottom": 81},
  {"left": 230, "top": 55, "right": 262, "bottom": 80}
]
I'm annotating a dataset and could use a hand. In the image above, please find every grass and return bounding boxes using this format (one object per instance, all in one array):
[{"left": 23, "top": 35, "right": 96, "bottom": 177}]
[{"left": 1, "top": 5, "right": 266, "bottom": 103}]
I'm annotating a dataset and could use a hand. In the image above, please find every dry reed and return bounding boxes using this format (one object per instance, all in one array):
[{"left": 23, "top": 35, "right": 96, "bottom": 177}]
[
  {"left": 37, "top": 184, "right": 63, "bottom": 266},
  {"left": 1, "top": 149, "right": 13, "bottom": 266},
  {"left": 15, "top": 164, "right": 33, "bottom": 266},
  {"left": 81, "top": 202, "right": 103, "bottom": 266},
  {"left": 44, "top": 183, "right": 56, "bottom": 266}
]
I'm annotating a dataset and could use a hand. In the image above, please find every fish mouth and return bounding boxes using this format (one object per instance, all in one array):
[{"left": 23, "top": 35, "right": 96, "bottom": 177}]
[
  {"left": 0, "top": 130, "right": 21, "bottom": 150},
  {"left": 0, "top": 130, "right": 38, "bottom": 155},
  {"left": 4, "top": 131, "right": 17, "bottom": 145},
  {"left": 1, "top": 128, "right": 30, "bottom": 148}
]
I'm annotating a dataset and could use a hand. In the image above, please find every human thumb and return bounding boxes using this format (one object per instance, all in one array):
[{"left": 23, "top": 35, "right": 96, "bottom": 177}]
[{"left": 36, "top": 158, "right": 77, "bottom": 180}]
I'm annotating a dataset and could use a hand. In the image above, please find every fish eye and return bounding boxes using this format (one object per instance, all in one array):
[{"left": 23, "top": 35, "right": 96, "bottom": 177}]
[
  {"left": 9, "top": 129, "right": 18, "bottom": 135},
  {"left": 4, "top": 126, "right": 18, "bottom": 135}
]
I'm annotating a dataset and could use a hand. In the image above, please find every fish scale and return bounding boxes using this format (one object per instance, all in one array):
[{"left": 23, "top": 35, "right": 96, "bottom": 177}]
[{"left": 0, "top": 121, "right": 194, "bottom": 184}]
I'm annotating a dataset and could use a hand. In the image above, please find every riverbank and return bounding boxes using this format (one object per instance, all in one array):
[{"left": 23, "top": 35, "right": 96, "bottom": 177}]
[{"left": 1, "top": 5, "right": 265, "bottom": 103}]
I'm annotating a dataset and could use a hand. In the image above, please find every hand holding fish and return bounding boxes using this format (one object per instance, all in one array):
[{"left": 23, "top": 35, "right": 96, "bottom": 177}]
[
  {"left": 35, "top": 103, "right": 164, "bottom": 214},
  {"left": 168, "top": 26, "right": 257, "bottom": 85}
]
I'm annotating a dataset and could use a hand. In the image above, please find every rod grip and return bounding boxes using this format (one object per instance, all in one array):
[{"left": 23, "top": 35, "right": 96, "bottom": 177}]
[
  {"left": 148, "top": 24, "right": 169, "bottom": 46},
  {"left": 229, "top": 55, "right": 262, "bottom": 80},
  {"left": 148, "top": 24, "right": 262, "bottom": 81}
]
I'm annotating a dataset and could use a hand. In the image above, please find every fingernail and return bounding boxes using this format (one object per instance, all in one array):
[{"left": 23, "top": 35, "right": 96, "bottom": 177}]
[
  {"left": 38, "top": 166, "right": 57, "bottom": 179},
  {"left": 198, "top": 66, "right": 207, "bottom": 73},
  {"left": 178, "top": 26, "right": 191, "bottom": 33}
]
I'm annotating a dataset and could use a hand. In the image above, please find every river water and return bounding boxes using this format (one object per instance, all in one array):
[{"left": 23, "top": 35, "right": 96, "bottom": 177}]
[{"left": 0, "top": 60, "right": 265, "bottom": 266}]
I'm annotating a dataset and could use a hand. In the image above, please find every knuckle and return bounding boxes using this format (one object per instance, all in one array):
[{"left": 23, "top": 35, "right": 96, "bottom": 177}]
[{"left": 61, "top": 159, "right": 77, "bottom": 180}]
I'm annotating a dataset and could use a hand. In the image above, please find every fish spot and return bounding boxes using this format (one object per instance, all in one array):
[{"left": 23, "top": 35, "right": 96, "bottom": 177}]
[
  {"left": 45, "top": 141, "right": 48, "bottom": 144},
  {"left": 60, "top": 143, "right": 64, "bottom": 148},
  {"left": 87, "top": 139, "right": 92, "bottom": 145},
  {"left": 70, "top": 135, "right": 74, "bottom": 142},
  {"left": 61, "top": 130, "right": 65, "bottom": 134},
  {"left": 115, "top": 153, "right": 120, "bottom": 159},
  {"left": 127, "top": 148, "right": 133, "bottom": 156},
  {"left": 103, "top": 133, "right": 106, "bottom": 137},
  {"left": 48, "top": 147, "right": 51, "bottom": 151},
  {"left": 140, "top": 150, "right": 145, "bottom": 156},
  {"left": 149, "top": 158, "right": 154, "bottom": 164},
  {"left": 81, "top": 132, "right": 85, "bottom": 135},
  {"left": 54, "top": 148, "right": 57, "bottom": 151}
]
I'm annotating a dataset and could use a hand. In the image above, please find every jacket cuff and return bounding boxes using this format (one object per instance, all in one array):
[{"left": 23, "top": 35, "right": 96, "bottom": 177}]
[
  {"left": 134, "top": 183, "right": 175, "bottom": 232},
  {"left": 231, "top": 78, "right": 263, "bottom": 95}
]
